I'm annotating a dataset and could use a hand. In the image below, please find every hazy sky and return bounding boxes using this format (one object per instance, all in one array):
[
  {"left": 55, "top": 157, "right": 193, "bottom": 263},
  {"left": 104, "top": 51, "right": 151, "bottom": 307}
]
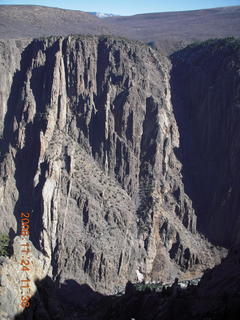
[{"left": 0, "top": 0, "right": 240, "bottom": 15}]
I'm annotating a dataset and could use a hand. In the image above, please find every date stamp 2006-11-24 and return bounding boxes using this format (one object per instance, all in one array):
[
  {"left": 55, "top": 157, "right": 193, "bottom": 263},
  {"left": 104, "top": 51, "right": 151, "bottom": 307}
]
[{"left": 19, "top": 212, "right": 31, "bottom": 309}]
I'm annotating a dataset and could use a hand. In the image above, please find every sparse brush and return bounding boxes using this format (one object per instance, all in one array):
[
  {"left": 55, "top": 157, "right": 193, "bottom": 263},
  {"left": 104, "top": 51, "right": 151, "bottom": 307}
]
[{"left": 0, "top": 233, "right": 11, "bottom": 257}]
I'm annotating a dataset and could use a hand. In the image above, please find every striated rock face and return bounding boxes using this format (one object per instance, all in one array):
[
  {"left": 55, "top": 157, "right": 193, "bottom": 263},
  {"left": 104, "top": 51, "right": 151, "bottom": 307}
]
[
  {"left": 170, "top": 39, "right": 240, "bottom": 248},
  {"left": 0, "top": 36, "right": 232, "bottom": 318}
]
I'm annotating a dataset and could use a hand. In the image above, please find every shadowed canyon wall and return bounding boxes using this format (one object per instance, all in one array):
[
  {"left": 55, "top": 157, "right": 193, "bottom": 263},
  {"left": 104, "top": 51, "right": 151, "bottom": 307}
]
[{"left": 170, "top": 39, "right": 240, "bottom": 248}]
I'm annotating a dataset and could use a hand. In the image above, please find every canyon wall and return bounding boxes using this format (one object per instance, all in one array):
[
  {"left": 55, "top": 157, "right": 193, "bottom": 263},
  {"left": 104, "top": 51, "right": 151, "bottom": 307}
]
[
  {"left": 170, "top": 39, "right": 240, "bottom": 248},
  {"left": 0, "top": 36, "right": 236, "bottom": 318}
]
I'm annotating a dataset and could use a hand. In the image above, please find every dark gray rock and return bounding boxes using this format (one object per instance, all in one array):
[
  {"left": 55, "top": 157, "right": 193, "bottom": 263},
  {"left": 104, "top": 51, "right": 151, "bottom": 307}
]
[{"left": 170, "top": 38, "right": 240, "bottom": 248}]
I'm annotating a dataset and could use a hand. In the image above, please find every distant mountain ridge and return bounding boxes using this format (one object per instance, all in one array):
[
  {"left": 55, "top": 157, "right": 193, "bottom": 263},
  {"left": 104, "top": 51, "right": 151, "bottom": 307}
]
[
  {"left": 0, "top": 5, "right": 239, "bottom": 54},
  {"left": 88, "top": 12, "right": 119, "bottom": 18}
]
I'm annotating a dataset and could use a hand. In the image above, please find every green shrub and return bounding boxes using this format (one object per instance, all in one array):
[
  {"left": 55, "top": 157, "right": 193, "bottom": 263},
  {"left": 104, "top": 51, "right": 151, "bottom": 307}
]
[
  {"left": 0, "top": 233, "right": 11, "bottom": 257},
  {"left": 134, "top": 282, "right": 163, "bottom": 292}
]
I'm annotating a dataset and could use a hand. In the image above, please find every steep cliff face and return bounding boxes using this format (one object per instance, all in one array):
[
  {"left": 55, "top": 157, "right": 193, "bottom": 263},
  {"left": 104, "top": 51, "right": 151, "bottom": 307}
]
[
  {"left": 170, "top": 38, "right": 240, "bottom": 248},
  {"left": 0, "top": 36, "right": 229, "bottom": 318}
]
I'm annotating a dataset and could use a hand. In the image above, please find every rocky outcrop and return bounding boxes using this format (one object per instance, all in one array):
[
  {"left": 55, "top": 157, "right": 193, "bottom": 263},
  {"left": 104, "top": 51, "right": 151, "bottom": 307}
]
[{"left": 0, "top": 36, "right": 233, "bottom": 318}]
